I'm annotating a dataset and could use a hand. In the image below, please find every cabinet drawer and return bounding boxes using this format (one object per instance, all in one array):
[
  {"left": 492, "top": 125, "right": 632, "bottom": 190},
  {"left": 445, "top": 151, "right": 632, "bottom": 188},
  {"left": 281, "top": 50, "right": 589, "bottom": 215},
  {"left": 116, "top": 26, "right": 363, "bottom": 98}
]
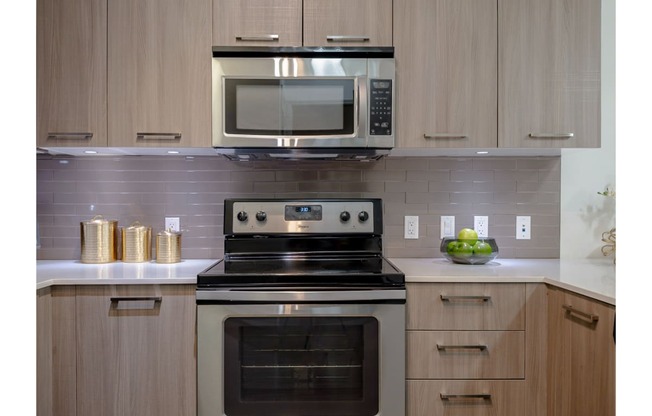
[
  {"left": 407, "top": 380, "right": 527, "bottom": 416},
  {"left": 407, "top": 331, "right": 524, "bottom": 379},
  {"left": 407, "top": 283, "right": 525, "bottom": 330}
]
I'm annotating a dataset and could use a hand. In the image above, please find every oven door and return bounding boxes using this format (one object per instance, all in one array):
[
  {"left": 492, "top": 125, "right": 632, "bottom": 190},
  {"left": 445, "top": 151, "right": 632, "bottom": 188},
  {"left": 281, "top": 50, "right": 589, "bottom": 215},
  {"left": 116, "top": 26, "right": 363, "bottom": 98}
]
[{"left": 196, "top": 290, "right": 405, "bottom": 416}]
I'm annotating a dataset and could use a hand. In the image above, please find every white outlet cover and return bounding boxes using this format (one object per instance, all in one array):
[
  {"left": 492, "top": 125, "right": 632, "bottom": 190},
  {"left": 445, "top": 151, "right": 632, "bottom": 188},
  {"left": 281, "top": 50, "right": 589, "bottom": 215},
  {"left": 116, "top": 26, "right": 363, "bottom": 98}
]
[
  {"left": 405, "top": 216, "right": 419, "bottom": 239},
  {"left": 474, "top": 216, "right": 488, "bottom": 238},
  {"left": 516, "top": 216, "right": 531, "bottom": 239},
  {"left": 165, "top": 217, "right": 180, "bottom": 232}
]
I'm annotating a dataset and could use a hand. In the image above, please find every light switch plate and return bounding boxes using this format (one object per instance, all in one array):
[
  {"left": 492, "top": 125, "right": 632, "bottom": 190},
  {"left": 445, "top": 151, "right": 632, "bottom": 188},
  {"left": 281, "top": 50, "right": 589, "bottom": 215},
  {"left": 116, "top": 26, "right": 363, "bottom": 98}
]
[{"left": 440, "top": 216, "right": 455, "bottom": 239}]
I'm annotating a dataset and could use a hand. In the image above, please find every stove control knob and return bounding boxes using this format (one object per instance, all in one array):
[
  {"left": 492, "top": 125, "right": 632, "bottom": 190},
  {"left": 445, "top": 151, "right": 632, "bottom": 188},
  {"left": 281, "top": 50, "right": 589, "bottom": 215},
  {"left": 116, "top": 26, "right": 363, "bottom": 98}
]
[
  {"left": 358, "top": 211, "right": 369, "bottom": 222},
  {"left": 256, "top": 211, "right": 267, "bottom": 222},
  {"left": 340, "top": 211, "right": 351, "bottom": 222},
  {"left": 236, "top": 211, "right": 248, "bottom": 222}
]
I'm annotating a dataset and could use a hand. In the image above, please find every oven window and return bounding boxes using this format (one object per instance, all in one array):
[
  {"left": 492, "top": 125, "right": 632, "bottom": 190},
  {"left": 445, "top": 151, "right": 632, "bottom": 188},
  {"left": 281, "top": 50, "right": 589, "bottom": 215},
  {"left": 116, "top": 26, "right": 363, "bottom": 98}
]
[
  {"left": 224, "top": 316, "right": 379, "bottom": 416},
  {"left": 224, "top": 78, "right": 356, "bottom": 136}
]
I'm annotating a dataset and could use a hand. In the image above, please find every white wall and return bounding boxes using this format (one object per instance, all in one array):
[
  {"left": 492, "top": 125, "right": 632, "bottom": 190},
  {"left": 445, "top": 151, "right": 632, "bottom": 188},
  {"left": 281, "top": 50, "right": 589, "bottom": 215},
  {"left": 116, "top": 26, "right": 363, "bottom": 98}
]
[{"left": 560, "top": 0, "right": 616, "bottom": 259}]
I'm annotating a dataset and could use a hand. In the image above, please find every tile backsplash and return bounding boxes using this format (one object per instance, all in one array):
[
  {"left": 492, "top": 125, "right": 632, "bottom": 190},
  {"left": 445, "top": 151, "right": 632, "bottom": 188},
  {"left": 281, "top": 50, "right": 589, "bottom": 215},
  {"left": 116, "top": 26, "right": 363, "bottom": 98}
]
[{"left": 36, "top": 155, "right": 560, "bottom": 260}]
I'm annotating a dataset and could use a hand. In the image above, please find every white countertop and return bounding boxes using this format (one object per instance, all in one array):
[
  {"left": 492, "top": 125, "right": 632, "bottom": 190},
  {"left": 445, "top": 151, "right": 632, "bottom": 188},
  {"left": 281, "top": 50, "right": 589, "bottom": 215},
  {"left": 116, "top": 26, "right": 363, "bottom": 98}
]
[{"left": 36, "top": 257, "right": 615, "bottom": 306}]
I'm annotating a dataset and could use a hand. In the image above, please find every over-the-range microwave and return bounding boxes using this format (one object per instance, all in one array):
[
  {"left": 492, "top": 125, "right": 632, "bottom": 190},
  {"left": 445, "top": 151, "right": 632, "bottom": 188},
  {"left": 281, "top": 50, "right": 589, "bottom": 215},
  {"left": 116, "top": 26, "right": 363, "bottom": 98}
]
[{"left": 211, "top": 47, "right": 395, "bottom": 160}]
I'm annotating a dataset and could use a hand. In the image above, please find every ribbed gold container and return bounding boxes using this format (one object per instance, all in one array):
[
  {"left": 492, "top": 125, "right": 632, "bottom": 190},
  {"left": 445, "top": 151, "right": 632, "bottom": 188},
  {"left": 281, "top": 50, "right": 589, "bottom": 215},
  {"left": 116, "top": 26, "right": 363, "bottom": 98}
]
[
  {"left": 156, "top": 229, "right": 182, "bottom": 263},
  {"left": 122, "top": 221, "right": 152, "bottom": 263},
  {"left": 80, "top": 215, "right": 118, "bottom": 263}
]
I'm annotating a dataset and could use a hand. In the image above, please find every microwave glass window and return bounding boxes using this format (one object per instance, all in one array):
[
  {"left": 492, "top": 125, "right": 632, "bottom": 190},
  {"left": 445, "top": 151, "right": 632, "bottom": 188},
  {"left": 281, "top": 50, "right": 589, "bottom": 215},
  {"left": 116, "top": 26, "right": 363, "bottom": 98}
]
[{"left": 225, "top": 79, "right": 355, "bottom": 136}]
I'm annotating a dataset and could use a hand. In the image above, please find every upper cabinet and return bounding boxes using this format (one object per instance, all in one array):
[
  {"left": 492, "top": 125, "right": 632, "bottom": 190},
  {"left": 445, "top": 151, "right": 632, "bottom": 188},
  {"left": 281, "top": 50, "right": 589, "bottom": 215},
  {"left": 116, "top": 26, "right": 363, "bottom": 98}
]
[
  {"left": 499, "top": 0, "right": 601, "bottom": 148},
  {"left": 394, "top": 0, "right": 601, "bottom": 150},
  {"left": 108, "top": 0, "right": 212, "bottom": 147},
  {"left": 37, "top": 0, "right": 212, "bottom": 149},
  {"left": 37, "top": 0, "right": 108, "bottom": 148},
  {"left": 213, "top": 0, "right": 393, "bottom": 47},
  {"left": 394, "top": 0, "right": 498, "bottom": 149}
]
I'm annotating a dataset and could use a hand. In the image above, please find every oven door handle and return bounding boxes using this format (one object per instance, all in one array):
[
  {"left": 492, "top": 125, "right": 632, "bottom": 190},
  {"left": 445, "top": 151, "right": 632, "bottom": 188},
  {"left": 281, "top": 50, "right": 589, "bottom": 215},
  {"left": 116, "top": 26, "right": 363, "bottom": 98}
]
[{"left": 196, "top": 289, "right": 406, "bottom": 302}]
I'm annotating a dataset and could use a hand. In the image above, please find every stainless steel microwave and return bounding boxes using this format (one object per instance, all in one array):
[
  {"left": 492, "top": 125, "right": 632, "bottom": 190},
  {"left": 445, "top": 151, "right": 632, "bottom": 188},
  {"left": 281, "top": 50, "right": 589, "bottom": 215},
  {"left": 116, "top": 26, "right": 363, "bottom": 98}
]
[{"left": 211, "top": 47, "right": 395, "bottom": 160}]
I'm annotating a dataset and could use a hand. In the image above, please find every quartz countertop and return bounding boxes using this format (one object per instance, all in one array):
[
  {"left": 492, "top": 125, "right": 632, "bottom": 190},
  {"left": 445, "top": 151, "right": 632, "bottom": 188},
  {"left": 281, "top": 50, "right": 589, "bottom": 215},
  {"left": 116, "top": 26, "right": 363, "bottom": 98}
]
[{"left": 36, "top": 257, "right": 615, "bottom": 306}]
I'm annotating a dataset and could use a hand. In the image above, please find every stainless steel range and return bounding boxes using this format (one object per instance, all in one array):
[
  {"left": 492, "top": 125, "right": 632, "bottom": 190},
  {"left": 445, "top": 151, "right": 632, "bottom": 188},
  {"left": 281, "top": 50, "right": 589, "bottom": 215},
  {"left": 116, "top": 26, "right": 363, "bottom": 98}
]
[{"left": 196, "top": 198, "right": 405, "bottom": 416}]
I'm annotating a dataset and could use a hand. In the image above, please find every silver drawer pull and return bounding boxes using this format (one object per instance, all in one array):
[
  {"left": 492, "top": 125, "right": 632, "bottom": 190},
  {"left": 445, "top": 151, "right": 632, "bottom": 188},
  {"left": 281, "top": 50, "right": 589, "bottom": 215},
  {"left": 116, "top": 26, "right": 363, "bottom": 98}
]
[
  {"left": 562, "top": 304, "right": 599, "bottom": 323},
  {"left": 326, "top": 35, "right": 370, "bottom": 42},
  {"left": 440, "top": 393, "right": 492, "bottom": 401},
  {"left": 528, "top": 133, "right": 574, "bottom": 139},
  {"left": 136, "top": 132, "right": 181, "bottom": 140},
  {"left": 440, "top": 295, "right": 491, "bottom": 302},
  {"left": 437, "top": 344, "right": 488, "bottom": 351},
  {"left": 110, "top": 296, "right": 162, "bottom": 311},
  {"left": 110, "top": 296, "right": 162, "bottom": 303},
  {"left": 423, "top": 134, "right": 468, "bottom": 139},
  {"left": 236, "top": 35, "right": 279, "bottom": 42},
  {"left": 47, "top": 132, "right": 93, "bottom": 139}
]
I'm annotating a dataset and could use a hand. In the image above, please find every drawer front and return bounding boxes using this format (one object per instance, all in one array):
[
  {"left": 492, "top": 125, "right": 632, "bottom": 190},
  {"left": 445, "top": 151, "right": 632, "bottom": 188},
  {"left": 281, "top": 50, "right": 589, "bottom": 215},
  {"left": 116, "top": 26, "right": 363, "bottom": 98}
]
[
  {"left": 407, "top": 380, "right": 527, "bottom": 416},
  {"left": 407, "top": 331, "right": 525, "bottom": 379},
  {"left": 407, "top": 283, "right": 525, "bottom": 330}
]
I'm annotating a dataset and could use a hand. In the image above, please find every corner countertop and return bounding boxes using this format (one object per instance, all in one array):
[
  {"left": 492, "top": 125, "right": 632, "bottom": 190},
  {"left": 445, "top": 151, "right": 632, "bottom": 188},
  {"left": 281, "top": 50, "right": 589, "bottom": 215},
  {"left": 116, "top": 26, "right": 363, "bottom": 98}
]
[{"left": 36, "top": 258, "right": 615, "bottom": 306}]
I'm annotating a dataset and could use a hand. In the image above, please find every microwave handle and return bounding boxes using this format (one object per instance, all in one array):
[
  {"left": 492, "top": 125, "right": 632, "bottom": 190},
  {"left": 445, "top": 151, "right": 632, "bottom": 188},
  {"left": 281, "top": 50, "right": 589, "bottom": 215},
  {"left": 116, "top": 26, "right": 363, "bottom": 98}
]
[{"left": 358, "top": 77, "right": 367, "bottom": 139}]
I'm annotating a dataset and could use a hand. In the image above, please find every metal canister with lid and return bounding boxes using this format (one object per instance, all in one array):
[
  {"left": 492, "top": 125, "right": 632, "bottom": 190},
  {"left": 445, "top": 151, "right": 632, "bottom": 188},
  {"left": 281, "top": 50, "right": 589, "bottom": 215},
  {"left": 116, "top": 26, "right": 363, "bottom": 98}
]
[
  {"left": 80, "top": 215, "right": 118, "bottom": 263},
  {"left": 156, "top": 228, "right": 182, "bottom": 263},
  {"left": 122, "top": 221, "right": 152, "bottom": 263}
]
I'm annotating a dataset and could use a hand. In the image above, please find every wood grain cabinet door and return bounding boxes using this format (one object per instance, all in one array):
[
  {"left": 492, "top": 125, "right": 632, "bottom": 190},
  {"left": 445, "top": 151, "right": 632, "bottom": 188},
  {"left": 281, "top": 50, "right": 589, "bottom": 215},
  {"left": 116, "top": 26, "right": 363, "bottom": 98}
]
[
  {"left": 75, "top": 285, "right": 196, "bottom": 416},
  {"left": 547, "top": 287, "right": 615, "bottom": 416},
  {"left": 498, "top": 0, "right": 601, "bottom": 148},
  {"left": 37, "top": 0, "right": 108, "bottom": 147},
  {"left": 394, "top": 0, "right": 498, "bottom": 148},
  {"left": 303, "top": 0, "right": 393, "bottom": 47},
  {"left": 213, "top": 0, "right": 302, "bottom": 46},
  {"left": 108, "top": 0, "right": 212, "bottom": 147}
]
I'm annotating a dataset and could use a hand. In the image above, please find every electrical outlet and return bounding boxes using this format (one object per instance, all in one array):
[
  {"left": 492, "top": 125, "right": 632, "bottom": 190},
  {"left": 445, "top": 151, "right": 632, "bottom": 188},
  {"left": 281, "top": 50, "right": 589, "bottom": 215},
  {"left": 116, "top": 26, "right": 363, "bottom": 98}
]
[
  {"left": 474, "top": 216, "right": 488, "bottom": 238},
  {"left": 516, "top": 216, "right": 531, "bottom": 239},
  {"left": 404, "top": 216, "right": 419, "bottom": 239},
  {"left": 440, "top": 216, "right": 455, "bottom": 239},
  {"left": 165, "top": 217, "right": 180, "bottom": 232}
]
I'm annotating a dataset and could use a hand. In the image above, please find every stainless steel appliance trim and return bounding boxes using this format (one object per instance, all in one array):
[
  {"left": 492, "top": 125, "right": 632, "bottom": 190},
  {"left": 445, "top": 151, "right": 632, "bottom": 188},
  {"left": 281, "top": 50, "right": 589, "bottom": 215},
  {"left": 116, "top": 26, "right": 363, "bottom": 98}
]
[{"left": 196, "top": 289, "right": 406, "bottom": 302}]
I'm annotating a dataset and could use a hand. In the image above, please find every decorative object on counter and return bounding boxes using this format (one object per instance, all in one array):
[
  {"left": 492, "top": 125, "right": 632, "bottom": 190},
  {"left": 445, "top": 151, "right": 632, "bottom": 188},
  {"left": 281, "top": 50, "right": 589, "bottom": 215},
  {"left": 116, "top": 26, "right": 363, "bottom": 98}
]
[
  {"left": 156, "top": 228, "right": 182, "bottom": 263},
  {"left": 597, "top": 186, "right": 616, "bottom": 264},
  {"left": 80, "top": 215, "right": 118, "bottom": 263},
  {"left": 121, "top": 221, "right": 152, "bottom": 263},
  {"left": 440, "top": 228, "right": 499, "bottom": 265}
]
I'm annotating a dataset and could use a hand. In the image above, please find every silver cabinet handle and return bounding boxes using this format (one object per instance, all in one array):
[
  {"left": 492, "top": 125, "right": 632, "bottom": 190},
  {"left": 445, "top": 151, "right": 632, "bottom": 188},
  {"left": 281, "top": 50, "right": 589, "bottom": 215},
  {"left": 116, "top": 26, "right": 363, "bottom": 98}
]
[
  {"left": 563, "top": 304, "right": 599, "bottom": 323},
  {"left": 424, "top": 134, "right": 468, "bottom": 139},
  {"left": 437, "top": 344, "right": 488, "bottom": 351},
  {"left": 236, "top": 35, "right": 279, "bottom": 42},
  {"left": 528, "top": 133, "right": 574, "bottom": 139},
  {"left": 440, "top": 295, "right": 491, "bottom": 302},
  {"left": 47, "top": 132, "right": 93, "bottom": 139},
  {"left": 110, "top": 296, "right": 162, "bottom": 303},
  {"left": 326, "top": 35, "right": 370, "bottom": 42},
  {"left": 440, "top": 393, "right": 492, "bottom": 401},
  {"left": 136, "top": 132, "right": 181, "bottom": 140}
]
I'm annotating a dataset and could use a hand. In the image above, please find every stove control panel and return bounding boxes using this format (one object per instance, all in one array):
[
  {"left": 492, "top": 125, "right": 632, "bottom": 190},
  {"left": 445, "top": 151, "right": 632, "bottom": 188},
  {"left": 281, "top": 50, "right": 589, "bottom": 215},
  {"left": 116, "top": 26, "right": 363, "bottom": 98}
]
[{"left": 227, "top": 199, "right": 380, "bottom": 234}]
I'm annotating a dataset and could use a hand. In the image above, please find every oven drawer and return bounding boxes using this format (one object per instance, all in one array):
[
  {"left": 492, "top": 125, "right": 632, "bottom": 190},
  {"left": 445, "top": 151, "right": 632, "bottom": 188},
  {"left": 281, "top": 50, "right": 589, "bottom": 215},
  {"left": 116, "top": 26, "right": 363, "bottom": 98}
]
[
  {"left": 407, "top": 380, "right": 527, "bottom": 416},
  {"left": 406, "top": 330, "right": 525, "bottom": 379},
  {"left": 406, "top": 283, "right": 525, "bottom": 330}
]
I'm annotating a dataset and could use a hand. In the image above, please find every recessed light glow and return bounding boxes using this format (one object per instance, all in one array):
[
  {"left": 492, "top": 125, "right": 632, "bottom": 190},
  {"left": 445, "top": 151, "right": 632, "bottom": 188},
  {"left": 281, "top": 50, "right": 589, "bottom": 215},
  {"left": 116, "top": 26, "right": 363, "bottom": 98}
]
[{"left": 83, "top": 150, "right": 97, "bottom": 154}]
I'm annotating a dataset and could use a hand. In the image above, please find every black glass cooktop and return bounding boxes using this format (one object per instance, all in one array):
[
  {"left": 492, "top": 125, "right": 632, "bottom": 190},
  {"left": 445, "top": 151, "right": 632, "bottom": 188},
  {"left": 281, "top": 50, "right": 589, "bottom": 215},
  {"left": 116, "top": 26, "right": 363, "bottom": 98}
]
[{"left": 197, "top": 255, "right": 405, "bottom": 288}]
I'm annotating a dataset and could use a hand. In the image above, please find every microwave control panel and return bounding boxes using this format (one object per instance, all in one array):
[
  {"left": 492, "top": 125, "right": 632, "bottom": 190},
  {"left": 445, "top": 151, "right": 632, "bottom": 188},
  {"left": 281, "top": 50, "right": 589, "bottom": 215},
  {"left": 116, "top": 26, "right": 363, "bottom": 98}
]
[{"left": 369, "top": 79, "right": 393, "bottom": 136}]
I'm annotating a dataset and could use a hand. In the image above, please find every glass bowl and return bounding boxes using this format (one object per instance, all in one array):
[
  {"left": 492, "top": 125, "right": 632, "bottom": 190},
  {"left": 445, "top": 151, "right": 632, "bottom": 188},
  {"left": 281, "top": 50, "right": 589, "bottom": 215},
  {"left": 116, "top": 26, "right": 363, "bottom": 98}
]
[{"left": 440, "top": 237, "right": 499, "bottom": 265}]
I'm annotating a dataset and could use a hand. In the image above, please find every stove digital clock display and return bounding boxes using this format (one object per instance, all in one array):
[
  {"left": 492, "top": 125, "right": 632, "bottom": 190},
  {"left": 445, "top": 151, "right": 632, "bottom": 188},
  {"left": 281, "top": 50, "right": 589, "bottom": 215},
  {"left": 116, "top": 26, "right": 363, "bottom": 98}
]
[{"left": 285, "top": 205, "right": 322, "bottom": 221}]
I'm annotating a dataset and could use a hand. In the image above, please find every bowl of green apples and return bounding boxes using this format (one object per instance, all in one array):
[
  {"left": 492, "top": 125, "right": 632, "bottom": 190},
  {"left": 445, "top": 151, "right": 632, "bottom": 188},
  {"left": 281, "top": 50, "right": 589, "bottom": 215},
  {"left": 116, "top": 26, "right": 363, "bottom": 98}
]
[{"left": 441, "top": 228, "right": 499, "bottom": 265}]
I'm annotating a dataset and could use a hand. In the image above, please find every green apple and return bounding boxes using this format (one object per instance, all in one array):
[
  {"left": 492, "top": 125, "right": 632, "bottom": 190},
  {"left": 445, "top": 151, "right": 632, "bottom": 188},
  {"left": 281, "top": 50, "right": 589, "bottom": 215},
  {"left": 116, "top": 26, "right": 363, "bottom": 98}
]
[
  {"left": 451, "top": 241, "right": 473, "bottom": 257},
  {"left": 446, "top": 240, "right": 458, "bottom": 255},
  {"left": 473, "top": 241, "right": 493, "bottom": 256},
  {"left": 457, "top": 228, "right": 478, "bottom": 246}
]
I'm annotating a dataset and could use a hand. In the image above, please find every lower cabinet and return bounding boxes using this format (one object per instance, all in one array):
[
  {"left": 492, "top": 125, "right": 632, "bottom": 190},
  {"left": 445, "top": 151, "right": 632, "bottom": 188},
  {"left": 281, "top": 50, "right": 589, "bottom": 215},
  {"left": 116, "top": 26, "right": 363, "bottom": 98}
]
[
  {"left": 547, "top": 286, "right": 616, "bottom": 416},
  {"left": 37, "top": 284, "right": 196, "bottom": 416}
]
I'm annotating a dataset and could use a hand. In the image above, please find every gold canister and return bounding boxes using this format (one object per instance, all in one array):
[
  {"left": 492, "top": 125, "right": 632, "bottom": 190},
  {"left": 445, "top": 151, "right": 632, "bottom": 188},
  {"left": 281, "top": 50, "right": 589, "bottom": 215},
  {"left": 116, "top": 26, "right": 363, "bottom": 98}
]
[
  {"left": 122, "top": 221, "right": 152, "bottom": 263},
  {"left": 80, "top": 215, "right": 118, "bottom": 263},
  {"left": 156, "top": 228, "right": 181, "bottom": 263}
]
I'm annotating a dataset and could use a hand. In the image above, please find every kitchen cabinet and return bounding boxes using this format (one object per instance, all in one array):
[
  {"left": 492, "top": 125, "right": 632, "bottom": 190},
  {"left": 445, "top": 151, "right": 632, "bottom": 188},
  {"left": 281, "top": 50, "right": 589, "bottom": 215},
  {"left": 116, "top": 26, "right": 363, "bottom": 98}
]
[
  {"left": 213, "top": 0, "right": 392, "bottom": 47},
  {"left": 37, "top": 285, "right": 197, "bottom": 416},
  {"left": 498, "top": 0, "right": 601, "bottom": 148},
  {"left": 406, "top": 282, "right": 547, "bottom": 416},
  {"left": 394, "top": 0, "right": 600, "bottom": 150},
  {"left": 394, "top": 0, "right": 498, "bottom": 149},
  {"left": 37, "top": 0, "right": 212, "bottom": 149},
  {"left": 547, "top": 286, "right": 615, "bottom": 416},
  {"left": 108, "top": 0, "right": 212, "bottom": 147},
  {"left": 36, "top": 0, "right": 108, "bottom": 148}
]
